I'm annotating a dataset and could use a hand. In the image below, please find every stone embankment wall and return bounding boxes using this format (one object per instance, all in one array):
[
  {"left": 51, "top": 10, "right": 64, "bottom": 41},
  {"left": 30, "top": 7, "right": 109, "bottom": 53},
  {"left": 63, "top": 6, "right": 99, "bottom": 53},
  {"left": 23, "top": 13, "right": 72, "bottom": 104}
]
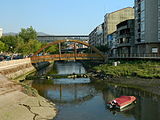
[{"left": 0, "top": 58, "right": 36, "bottom": 79}]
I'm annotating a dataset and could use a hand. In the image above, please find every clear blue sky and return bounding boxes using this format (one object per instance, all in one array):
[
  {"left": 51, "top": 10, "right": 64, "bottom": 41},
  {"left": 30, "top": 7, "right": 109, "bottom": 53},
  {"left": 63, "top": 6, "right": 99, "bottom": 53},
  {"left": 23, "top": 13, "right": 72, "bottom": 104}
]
[{"left": 1, "top": 0, "right": 134, "bottom": 35}]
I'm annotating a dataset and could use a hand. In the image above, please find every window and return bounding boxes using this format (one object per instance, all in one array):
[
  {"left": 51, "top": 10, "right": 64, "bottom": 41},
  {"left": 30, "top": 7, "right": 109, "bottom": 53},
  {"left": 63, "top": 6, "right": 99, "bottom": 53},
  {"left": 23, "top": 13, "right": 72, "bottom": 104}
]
[
  {"left": 152, "top": 48, "right": 158, "bottom": 53},
  {"left": 141, "top": 21, "right": 145, "bottom": 32},
  {"left": 141, "top": 0, "right": 145, "bottom": 11},
  {"left": 141, "top": 32, "right": 145, "bottom": 41},
  {"left": 158, "top": 31, "right": 160, "bottom": 40},
  {"left": 141, "top": 11, "right": 145, "bottom": 21}
]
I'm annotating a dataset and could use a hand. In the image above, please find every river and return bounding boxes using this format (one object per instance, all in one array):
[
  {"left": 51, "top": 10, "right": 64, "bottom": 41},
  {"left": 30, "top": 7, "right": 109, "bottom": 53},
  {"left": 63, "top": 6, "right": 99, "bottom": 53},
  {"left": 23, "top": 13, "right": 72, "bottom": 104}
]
[{"left": 32, "top": 61, "right": 160, "bottom": 120}]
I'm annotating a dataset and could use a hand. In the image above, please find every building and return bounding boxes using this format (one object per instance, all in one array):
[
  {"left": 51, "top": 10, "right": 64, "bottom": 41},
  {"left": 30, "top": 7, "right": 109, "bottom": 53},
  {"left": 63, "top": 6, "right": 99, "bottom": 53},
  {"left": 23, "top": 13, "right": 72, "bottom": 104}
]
[
  {"left": 0, "top": 28, "right": 3, "bottom": 38},
  {"left": 107, "top": 32, "right": 117, "bottom": 56},
  {"left": 116, "top": 19, "right": 135, "bottom": 57},
  {"left": 89, "top": 27, "right": 97, "bottom": 46},
  {"left": 135, "top": 0, "right": 160, "bottom": 55},
  {"left": 89, "top": 23, "right": 104, "bottom": 46},
  {"left": 104, "top": 7, "right": 134, "bottom": 45}
]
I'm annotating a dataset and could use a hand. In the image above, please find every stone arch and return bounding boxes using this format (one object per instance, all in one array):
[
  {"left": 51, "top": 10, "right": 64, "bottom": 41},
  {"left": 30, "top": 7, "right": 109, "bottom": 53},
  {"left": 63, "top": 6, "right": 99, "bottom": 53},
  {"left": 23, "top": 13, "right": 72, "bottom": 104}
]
[{"left": 32, "top": 39, "right": 105, "bottom": 60}]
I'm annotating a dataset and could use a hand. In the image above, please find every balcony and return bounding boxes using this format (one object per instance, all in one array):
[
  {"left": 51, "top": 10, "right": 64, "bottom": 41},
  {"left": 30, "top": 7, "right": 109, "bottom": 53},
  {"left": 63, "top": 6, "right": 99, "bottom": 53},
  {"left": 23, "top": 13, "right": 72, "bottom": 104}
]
[
  {"left": 117, "top": 34, "right": 131, "bottom": 39},
  {"left": 116, "top": 43, "right": 132, "bottom": 48}
]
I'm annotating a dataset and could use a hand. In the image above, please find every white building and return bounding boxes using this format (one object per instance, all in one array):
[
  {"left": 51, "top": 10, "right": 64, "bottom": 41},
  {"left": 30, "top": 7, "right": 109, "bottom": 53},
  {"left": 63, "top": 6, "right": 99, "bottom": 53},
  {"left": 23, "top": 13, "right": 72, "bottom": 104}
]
[
  {"left": 89, "top": 23, "right": 104, "bottom": 46},
  {"left": 0, "top": 28, "right": 3, "bottom": 38}
]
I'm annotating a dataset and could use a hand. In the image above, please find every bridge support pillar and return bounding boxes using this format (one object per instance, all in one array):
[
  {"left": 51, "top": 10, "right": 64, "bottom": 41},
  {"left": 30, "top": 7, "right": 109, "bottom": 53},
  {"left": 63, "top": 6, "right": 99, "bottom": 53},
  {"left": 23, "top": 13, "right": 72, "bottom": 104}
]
[
  {"left": 59, "top": 43, "right": 61, "bottom": 60},
  {"left": 74, "top": 43, "right": 77, "bottom": 60}
]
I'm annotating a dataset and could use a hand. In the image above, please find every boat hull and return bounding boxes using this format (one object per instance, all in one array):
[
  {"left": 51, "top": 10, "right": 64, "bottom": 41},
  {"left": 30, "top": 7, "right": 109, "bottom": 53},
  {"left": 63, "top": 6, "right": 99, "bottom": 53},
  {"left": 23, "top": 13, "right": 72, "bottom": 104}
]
[{"left": 107, "top": 96, "right": 136, "bottom": 110}]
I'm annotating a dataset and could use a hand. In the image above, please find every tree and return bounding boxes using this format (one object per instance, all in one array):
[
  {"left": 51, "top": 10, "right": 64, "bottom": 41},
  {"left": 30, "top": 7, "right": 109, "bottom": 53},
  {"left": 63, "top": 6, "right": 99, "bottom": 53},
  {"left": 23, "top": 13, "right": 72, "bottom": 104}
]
[
  {"left": 0, "top": 27, "right": 43, "bottom": 55},
  {"left": 18, "top": 26, "right": 41, "bottom": 55},
  {"left": 14, "top": 36, "right": 25, "bottom": 54},
  {"left": 19, "top": 26, "right": 37, "bottom": 42},
  {"left": 46, "top": 45, "right": 58, "bottom": 54},
  {"left": 0, "top": 41, "right": 5, "bottom": 53},
  {"left": 0, "top": 35, "right": 17, "bottom": 52},
  {"left": 23, "top": 39, "right": 42, "bottom": 55},
  {"left": 37, "top": 42, "right": 58, "bottom": 54}
]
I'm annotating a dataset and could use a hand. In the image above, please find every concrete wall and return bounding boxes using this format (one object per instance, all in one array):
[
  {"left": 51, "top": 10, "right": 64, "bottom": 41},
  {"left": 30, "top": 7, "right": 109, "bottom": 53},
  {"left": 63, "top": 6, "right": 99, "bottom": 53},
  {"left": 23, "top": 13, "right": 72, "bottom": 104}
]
[
  {"left": 104, "top": 7, "right": 134, "bottom": 37},
  {"left": 0, "top": 58, "right": 36, "bottom": 79}
]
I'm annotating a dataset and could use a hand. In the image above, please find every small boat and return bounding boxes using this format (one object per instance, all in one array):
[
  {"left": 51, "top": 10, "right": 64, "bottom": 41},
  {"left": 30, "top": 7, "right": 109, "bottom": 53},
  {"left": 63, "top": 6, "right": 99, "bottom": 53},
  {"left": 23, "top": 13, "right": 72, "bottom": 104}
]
[
  {"left": 107, "top": 96, "right": 136, "bottom": 109},
  {"left": 109, "top": 103, "right": 136, "bottom": 115}
]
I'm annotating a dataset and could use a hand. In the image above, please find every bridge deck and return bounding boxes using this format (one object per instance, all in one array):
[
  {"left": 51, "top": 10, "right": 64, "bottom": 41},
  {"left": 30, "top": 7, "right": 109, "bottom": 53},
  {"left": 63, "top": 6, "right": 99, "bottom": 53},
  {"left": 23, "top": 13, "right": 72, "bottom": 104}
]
[{"left": 31, "top": 53, "right": 103, "bottom": 63}]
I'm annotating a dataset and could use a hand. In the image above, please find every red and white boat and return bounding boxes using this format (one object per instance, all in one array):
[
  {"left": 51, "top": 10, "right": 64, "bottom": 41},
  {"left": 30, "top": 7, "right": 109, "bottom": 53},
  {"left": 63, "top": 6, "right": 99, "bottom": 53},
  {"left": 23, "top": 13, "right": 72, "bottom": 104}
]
[{"left": 107, "top": 96, "right": 136, "bottom": 109}]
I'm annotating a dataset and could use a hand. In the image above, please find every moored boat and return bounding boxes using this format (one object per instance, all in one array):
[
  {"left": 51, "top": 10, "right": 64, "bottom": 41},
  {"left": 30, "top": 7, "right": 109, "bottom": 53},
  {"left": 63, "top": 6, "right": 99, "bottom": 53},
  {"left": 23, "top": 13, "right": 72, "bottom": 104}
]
[{"left": 107, "top": 96, "right": 136, "bottom": 109}]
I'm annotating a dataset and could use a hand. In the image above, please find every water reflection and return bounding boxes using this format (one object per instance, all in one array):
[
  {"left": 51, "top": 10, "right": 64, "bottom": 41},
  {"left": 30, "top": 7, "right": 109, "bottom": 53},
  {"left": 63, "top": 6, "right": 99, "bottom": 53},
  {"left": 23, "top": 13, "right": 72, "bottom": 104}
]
[
  {"left": 33, "top": 79, "right": 160, "bottom": 120},
  {"left": 54, "top": 78, "right": 90, "bottom": 84},
  {"left": 100, "top": 84, "right": 160, "bottom": 120},
  {"left": 56, "top": 62, "right": 86, "bottom": 74},
  {"left": 32, "top": 61, "right": 160, "bottom": 120},
  {"left": 33, "top": 82, "right": 96, "bottom": 104}
]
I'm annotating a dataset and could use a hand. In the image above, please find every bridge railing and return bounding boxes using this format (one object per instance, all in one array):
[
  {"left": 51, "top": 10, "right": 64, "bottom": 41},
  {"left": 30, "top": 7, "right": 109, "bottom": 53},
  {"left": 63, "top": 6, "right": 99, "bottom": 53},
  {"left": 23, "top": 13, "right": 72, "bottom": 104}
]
[
  {"left": 31, "top": 53, "right": 103, "bottom": 63},
  {"left": 109, "top": 53, "right": 160, "bottom": 59}
]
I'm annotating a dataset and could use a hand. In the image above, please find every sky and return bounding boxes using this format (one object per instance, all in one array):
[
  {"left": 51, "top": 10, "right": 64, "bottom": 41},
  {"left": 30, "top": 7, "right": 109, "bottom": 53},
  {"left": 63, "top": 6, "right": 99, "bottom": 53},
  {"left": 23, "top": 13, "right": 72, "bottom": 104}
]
[{"left": 0, "top": 0, "right": 134, "bottom": 35}]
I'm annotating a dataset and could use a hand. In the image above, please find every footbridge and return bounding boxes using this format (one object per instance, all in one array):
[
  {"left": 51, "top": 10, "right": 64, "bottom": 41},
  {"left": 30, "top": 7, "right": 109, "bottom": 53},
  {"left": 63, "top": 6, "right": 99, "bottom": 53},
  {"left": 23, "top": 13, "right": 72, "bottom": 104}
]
[{"left": 31, "top": 39, "right": 106, "bottom": 63}]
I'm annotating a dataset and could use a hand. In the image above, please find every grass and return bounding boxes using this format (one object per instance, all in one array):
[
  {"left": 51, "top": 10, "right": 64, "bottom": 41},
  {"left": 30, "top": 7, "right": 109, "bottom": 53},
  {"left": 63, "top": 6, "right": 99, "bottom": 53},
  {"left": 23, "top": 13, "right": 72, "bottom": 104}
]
[{"left": 93, "top": 60, "right": 160, "bottom": 78}]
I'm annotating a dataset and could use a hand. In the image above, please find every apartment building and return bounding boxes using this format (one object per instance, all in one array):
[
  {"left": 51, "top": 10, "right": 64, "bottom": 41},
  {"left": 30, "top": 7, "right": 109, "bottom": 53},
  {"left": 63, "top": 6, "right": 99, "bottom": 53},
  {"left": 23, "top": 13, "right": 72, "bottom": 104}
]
[
  {"left": 104, "top": 7, "right": 134, "bottom": 45},
  {"left": 0, "top": 28, "right": 3, "bottom": 38},
  {"left": 135, "top": 0, "right": 160, "bottom": 55},
  {"left": 116, "top": 19, "right": 135, "bottom": 57},
  {"left": 89, "top": 23, "right": 104, "bottom": 46}
]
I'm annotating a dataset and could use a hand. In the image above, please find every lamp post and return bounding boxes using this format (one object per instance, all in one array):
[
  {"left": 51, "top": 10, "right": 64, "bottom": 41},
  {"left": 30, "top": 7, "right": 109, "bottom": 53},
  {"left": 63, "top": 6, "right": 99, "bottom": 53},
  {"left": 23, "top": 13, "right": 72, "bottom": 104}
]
[{"left": 10, "top": 46, "right": 13, "bottom": 59}]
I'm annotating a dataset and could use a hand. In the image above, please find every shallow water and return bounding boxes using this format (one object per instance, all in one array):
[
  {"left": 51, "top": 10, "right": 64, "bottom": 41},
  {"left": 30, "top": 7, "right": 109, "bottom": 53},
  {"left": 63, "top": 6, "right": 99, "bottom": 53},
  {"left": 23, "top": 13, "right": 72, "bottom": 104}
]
[{"left": 32, "top": 61, "right": 160, "bottom": 120}]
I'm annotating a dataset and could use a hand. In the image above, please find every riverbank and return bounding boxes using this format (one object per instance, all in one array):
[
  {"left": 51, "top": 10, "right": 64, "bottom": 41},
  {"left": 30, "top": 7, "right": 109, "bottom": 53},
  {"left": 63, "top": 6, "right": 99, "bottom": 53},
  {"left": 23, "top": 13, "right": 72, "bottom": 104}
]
[
  {"left": 93, "top": 60, "right": 160, "bottom": 78},
  {"left": 91, "top": 75, "right": 160, "bottom": 96},
  {"left": 0, "top": 74, "right": 56, "bottom": 120},
  {"left": 0, "top": 59, "right": 57, "bottom": 120},
  {"left": 83, "top": 60, "right": 160, "bottom": 96}
]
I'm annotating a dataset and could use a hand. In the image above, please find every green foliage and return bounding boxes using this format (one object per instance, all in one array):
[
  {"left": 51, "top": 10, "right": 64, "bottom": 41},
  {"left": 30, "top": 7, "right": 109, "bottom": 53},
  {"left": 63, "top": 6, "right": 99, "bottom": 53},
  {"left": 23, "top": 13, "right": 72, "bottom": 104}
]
[
  {"left": 14, "top": 36, "right": 25, "bottom": 53},
  {"left": 0, "top": 26, "right": 58, "bottom": 55},
  {"left": 19, "top": 26, "right": 37, "bottom": 42},
  {"left": 94, "top": 61, "right": 160, "bottom": 78},
  {"left": 46, "top": 45, "right": 58, "bottom": 54},
  {"left": 0, "top": 35, "right": 17, "bottom": 52},
  {"left": 0, "top": 41, "right": 5, "bottom": 52},
  {"left": 25, "top": 39, "right": 42, "bottom": 54},
  {"left": 0, "top": 26, "right": 46, "bottom": 55}
]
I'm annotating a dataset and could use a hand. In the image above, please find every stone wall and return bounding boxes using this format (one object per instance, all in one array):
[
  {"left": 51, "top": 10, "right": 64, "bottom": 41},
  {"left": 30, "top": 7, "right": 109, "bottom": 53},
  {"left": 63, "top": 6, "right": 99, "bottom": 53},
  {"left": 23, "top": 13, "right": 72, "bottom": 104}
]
[{"left": 0, "top": 58, "right": 36, "bottom": 79}]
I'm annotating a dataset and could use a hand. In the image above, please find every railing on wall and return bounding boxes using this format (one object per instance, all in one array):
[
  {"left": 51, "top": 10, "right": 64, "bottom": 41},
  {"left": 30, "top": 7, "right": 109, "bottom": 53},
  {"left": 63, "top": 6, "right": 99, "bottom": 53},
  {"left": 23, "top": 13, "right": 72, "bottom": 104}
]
[{"left": 109, "top": 53, "right": 160, "bottom": 59}]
